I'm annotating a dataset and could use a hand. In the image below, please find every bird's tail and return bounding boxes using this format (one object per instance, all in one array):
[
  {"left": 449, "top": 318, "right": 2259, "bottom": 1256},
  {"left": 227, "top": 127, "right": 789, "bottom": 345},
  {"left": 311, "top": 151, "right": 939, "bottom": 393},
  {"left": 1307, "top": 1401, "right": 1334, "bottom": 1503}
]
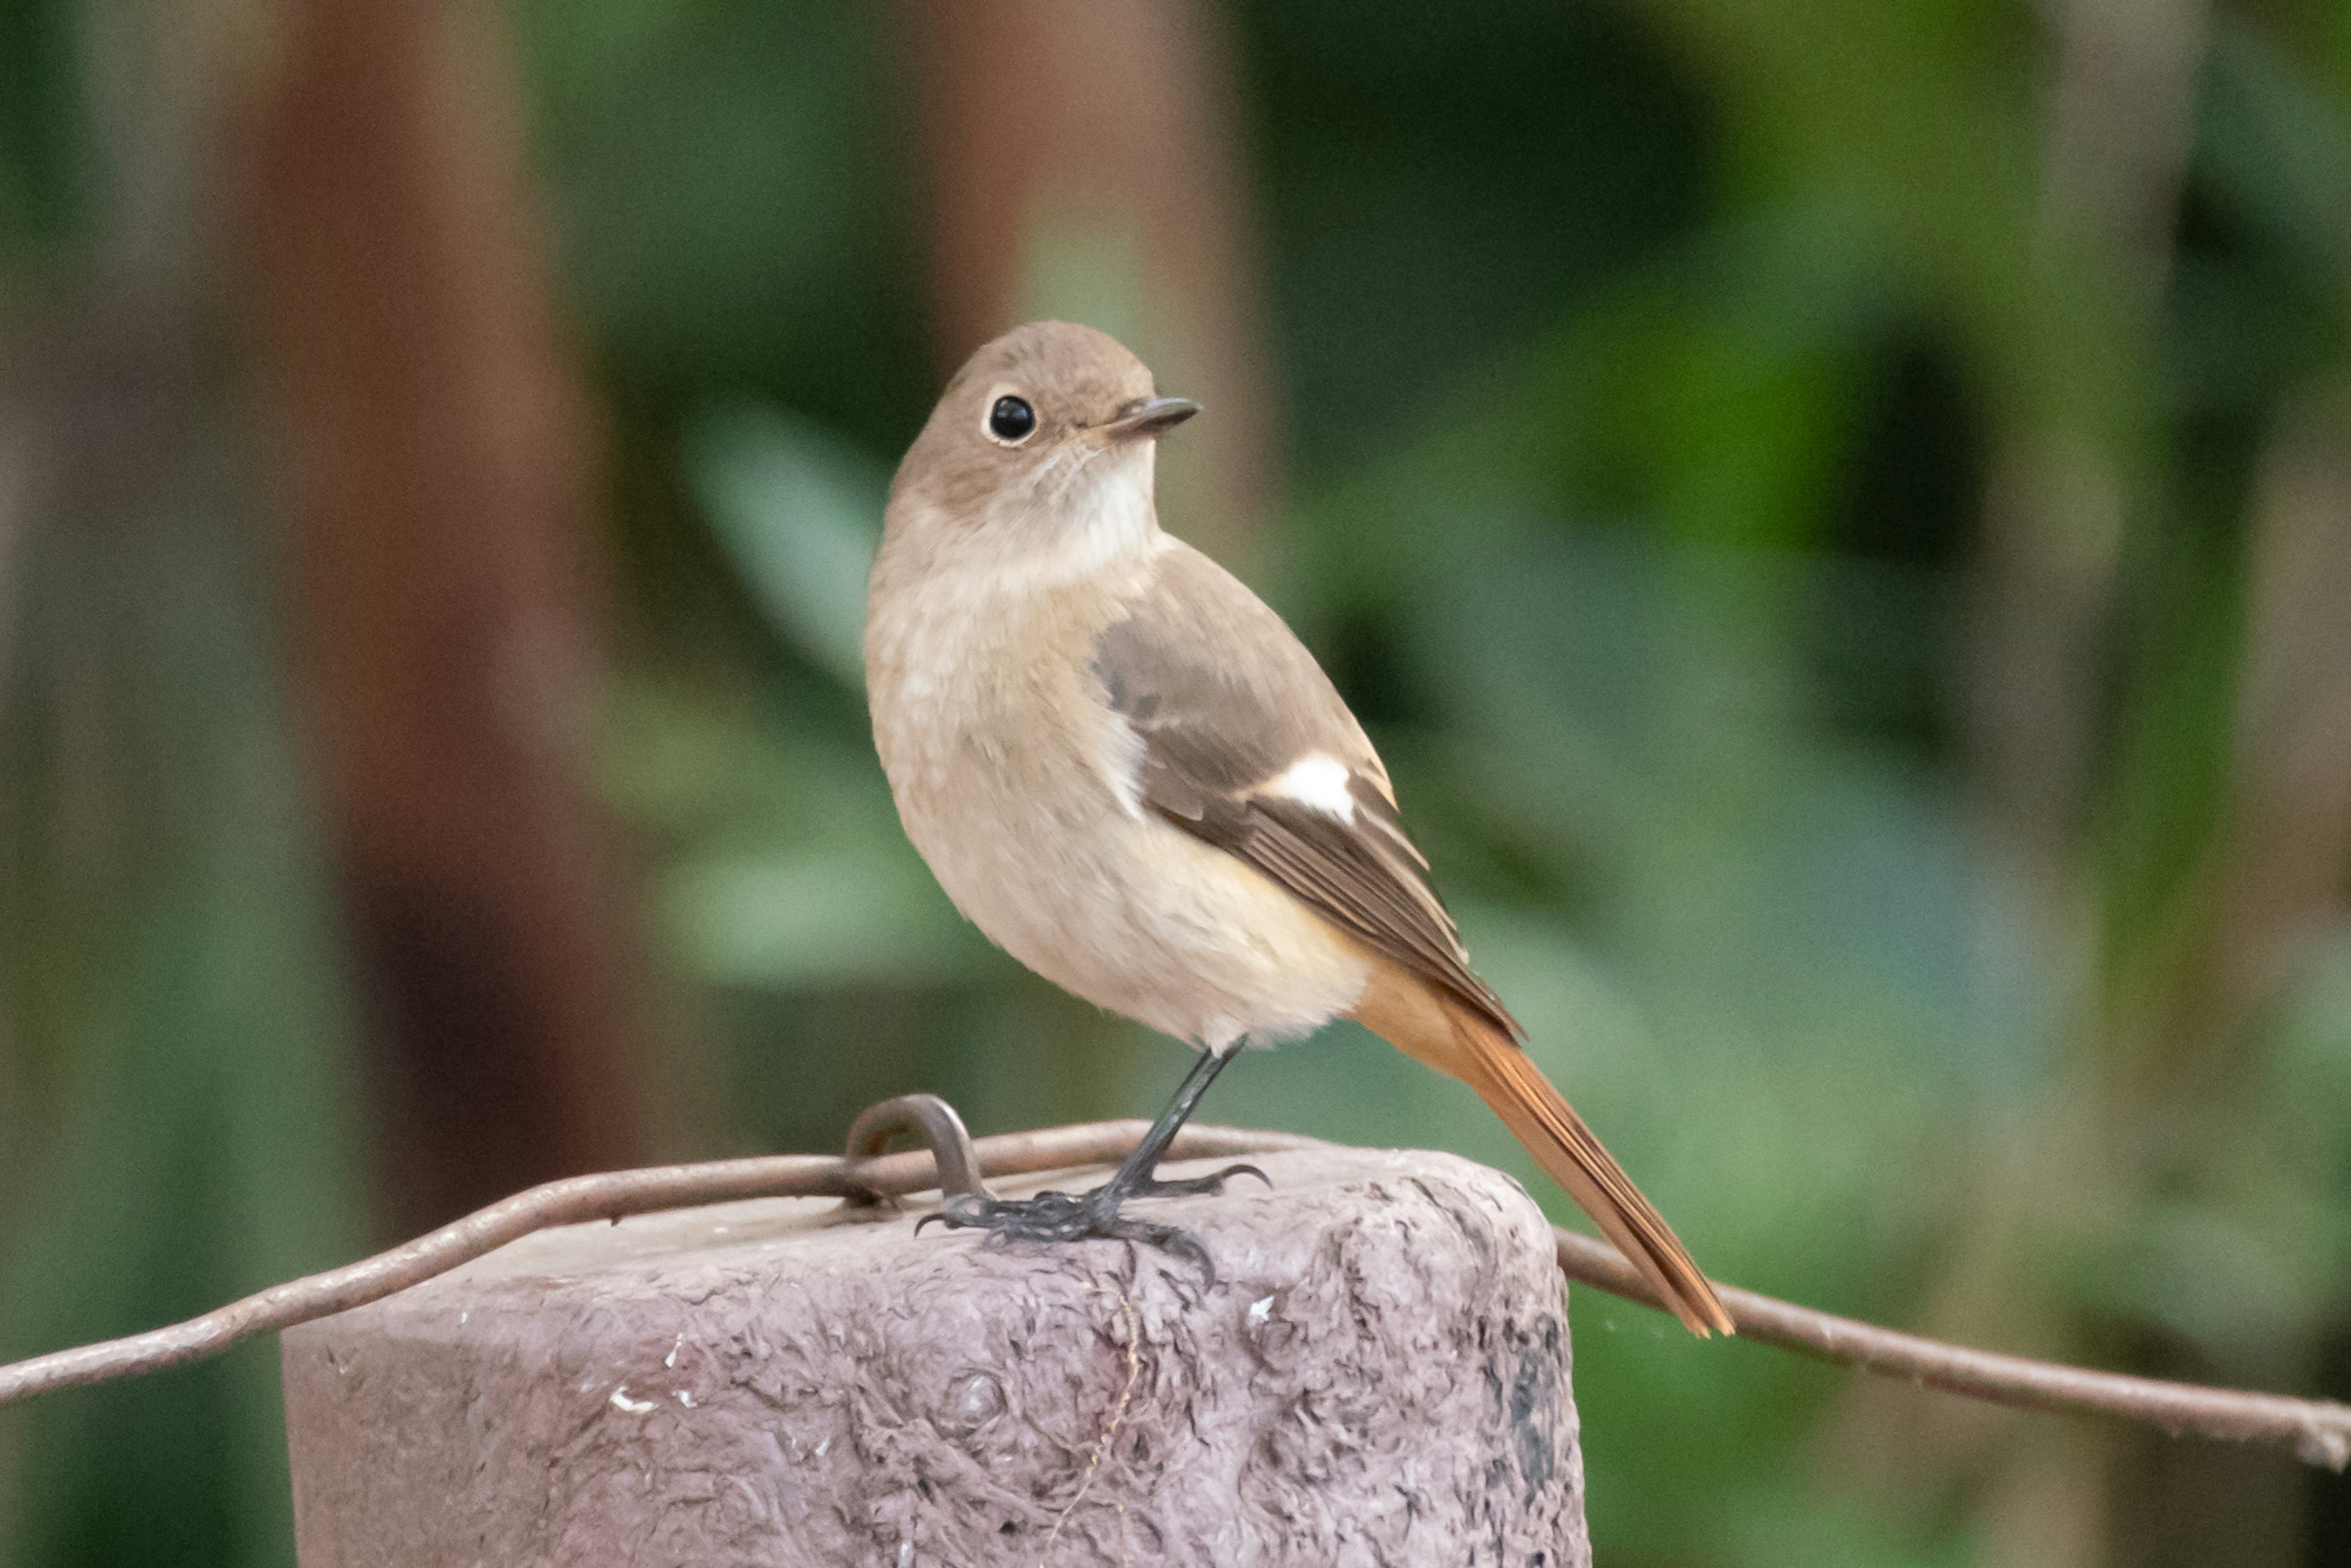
[{"left": 1354, "top": 962, "right": 1734, "bottom": 1338}]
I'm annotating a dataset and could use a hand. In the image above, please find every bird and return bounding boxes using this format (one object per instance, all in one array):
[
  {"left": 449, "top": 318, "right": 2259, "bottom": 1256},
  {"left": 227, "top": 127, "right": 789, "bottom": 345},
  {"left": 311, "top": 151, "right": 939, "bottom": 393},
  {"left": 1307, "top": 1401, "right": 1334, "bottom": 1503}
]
[{"left": 864, "top": 320, "right": 1731, "bottom": 1337}]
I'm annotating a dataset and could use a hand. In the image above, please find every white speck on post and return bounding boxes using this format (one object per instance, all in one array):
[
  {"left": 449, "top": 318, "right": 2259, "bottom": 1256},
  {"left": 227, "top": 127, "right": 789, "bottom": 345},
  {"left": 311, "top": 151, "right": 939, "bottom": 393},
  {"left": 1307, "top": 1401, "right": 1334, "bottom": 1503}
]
[{"left": 608, "top": 1385, "right": 656, "bottom": 1414}]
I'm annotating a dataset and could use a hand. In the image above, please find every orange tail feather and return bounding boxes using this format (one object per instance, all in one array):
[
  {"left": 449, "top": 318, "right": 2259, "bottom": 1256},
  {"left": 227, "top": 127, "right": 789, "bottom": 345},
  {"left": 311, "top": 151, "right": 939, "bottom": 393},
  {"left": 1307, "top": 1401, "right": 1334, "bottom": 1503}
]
[{"left": 1353, "top": 961, "right": 1733, "bottom": 1338}]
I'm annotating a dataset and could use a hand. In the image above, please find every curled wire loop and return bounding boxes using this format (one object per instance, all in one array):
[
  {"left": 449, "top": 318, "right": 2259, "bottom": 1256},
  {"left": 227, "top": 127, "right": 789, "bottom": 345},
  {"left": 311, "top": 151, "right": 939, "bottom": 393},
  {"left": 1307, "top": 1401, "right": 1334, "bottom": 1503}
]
[{"left": 839, "top": 1093, "right": 995, "bottom": 1212}]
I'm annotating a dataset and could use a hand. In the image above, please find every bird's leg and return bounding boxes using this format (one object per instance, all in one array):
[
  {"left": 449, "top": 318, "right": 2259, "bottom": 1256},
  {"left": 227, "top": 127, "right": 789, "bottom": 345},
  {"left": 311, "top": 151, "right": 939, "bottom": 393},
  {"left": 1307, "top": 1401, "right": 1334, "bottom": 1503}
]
[
  {"left": 918, "top": 1046, "right": 1267, "bottom": 1285},
  {"left": 1095, "top": 1043, "right": 1271, "bottom": 1201}
]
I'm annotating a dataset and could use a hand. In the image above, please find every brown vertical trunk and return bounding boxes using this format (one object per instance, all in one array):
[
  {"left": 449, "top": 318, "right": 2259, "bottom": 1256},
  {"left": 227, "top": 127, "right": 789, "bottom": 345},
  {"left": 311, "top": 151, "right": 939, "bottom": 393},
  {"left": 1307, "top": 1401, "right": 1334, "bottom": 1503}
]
[
  {"left": 234, "top": 0, "right": 642, "bottom": 1232},
  {"left": 1828, "top": 2, "right": 2219, "bottom": 1556},
  {"left": 899, "top": 0, "right": 1275, "bottom": 561}
]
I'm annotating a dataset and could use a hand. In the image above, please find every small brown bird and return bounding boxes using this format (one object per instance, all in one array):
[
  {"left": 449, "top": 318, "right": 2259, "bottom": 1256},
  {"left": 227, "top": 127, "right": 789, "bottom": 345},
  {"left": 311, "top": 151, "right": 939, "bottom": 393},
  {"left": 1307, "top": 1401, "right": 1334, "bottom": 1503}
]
[{"left": 866, "top": 321, "right": 1731, "bottom": 1336}]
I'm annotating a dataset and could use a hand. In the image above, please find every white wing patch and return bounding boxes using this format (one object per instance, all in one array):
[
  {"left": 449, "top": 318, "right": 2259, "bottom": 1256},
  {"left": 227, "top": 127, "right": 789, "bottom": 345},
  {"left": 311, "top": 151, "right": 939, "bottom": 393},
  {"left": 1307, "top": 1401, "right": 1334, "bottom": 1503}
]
[
  {"left": 1265, "top": 754, "right": 1357, "bottom": 820},
  {"left": 1094, "top": 705, "right": 1149, "bottom": 820}
]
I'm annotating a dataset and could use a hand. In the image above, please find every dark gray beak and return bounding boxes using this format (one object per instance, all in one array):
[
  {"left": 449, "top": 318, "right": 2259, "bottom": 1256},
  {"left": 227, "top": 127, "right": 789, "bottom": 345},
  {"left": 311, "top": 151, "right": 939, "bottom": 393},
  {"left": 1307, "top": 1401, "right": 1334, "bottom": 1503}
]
[{"left": 1101, "top": 396, "right": 1201, "bottom": 441}]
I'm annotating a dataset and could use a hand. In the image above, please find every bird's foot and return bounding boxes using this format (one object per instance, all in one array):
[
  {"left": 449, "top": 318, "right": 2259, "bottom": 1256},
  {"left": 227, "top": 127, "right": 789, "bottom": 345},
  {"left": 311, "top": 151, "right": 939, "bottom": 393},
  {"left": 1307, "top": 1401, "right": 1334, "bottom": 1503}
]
[{"left": 916, "top": 1164, "right": 1269, "bottom": 1288}]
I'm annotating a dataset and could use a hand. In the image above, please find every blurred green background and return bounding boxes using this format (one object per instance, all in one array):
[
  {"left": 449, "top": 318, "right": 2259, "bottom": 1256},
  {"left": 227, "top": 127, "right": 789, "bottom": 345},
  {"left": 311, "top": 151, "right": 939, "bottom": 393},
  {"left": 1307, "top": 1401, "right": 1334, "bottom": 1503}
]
[{"left": 4, "top": 0, "right": 2351, "bottom": 1562}]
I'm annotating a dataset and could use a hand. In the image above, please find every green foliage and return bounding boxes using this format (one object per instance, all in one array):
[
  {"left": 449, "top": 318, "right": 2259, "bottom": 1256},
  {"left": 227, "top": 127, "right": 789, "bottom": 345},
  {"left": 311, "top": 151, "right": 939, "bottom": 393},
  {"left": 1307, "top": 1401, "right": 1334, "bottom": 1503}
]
[
  {"left": 0, "top": 470, "right": 371, "bottom": 1568},
  {"left": 0, "top": 0, "right": 88, "bottom": 255}
]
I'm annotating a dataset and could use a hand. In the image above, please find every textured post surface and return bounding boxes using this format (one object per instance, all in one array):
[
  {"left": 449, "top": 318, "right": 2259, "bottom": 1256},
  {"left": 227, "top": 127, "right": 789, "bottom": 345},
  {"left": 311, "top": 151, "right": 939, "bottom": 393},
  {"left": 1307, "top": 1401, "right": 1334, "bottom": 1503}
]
[{"left": 282, "top": 1147, "right": 1588, "bottom": 1566}]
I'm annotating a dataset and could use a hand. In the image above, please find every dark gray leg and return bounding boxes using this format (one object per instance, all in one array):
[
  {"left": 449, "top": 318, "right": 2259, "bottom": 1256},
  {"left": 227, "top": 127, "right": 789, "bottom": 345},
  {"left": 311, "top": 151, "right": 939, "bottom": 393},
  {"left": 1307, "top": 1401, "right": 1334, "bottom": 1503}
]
[{"left": 918, "top": 1047, "right": 1266, "bottom": 1286}]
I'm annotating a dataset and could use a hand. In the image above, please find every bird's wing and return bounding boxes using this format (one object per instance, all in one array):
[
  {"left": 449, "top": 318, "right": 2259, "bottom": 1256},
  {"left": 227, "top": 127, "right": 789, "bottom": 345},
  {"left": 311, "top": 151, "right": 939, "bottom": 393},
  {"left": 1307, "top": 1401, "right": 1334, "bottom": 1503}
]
[{"left": 1093, "top": 544, "right": 1518, "bottom": 1037}]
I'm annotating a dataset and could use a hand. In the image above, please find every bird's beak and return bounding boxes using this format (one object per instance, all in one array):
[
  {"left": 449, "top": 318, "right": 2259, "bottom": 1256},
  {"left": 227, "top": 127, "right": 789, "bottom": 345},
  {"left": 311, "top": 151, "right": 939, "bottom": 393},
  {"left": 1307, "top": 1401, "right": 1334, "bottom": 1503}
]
[{"left": 1100, "top": 396, "right": 1201, "bottom": 441}]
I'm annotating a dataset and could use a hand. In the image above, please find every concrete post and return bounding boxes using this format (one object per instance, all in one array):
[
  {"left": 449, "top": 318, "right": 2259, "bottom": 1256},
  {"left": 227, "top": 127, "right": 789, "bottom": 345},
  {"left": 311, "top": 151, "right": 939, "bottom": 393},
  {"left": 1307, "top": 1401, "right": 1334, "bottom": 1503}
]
[{"left": 282, "top": 1147, "right": 1589, "bottom": 1565}]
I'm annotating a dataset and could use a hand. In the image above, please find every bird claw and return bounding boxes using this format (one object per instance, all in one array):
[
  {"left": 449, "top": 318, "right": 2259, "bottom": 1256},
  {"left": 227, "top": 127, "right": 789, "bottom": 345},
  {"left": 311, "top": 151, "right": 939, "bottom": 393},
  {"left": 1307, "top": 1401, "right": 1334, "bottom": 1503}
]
[
  {"left": 915, "top": 1180, "right": 1237, "bottom": 1289},
  {"left": 1127, "top": 1161, "right": 1270, "bottom": 1200}
]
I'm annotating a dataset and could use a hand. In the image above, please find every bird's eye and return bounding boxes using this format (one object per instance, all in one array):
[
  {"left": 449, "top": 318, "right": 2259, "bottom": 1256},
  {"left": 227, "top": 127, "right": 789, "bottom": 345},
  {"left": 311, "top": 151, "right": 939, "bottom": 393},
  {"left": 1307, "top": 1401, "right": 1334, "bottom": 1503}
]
[{"left": 987, "top": 395, "right": 1037, "bottom": 443}]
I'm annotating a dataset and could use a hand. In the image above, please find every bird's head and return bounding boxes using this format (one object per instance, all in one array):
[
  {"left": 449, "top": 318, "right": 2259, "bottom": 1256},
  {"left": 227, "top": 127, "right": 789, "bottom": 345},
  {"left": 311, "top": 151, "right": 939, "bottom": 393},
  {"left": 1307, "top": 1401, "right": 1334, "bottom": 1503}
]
[{"left": 885, "top": 321, "right": 1199, "bottom": 567}]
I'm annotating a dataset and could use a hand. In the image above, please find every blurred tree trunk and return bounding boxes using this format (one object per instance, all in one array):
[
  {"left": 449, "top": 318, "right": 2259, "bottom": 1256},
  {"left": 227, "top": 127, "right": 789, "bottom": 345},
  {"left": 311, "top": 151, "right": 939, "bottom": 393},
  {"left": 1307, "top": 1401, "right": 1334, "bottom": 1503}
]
[
  {"left": 2187, "top": 394, "right": 2351, "bottom": 1059},
  {"left": 2101, "top": 386, "right": 2351, "bottom": 1568},
  {"left": 1967, "top": 0, "right": 2208, "bottom": 912},
  {"left": 1941, "top": 10, "right": 2210, "bottom": 1552},
  {"left": 1831, "top": 0, "right": 2221, "bottom": 1559},
  {"left": 234, "top": 0, "right": 644, "bottom": 1234},
  {"left": 898, "top": 0, "right": 1277, "bottom": 563}
]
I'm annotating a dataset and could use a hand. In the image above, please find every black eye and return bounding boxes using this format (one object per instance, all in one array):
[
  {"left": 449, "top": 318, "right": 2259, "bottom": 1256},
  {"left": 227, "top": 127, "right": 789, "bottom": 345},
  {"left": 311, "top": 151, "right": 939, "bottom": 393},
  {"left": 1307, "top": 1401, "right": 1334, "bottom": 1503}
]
[{"left": 988, "top": 395, "right": 1037, "bottom": 442}]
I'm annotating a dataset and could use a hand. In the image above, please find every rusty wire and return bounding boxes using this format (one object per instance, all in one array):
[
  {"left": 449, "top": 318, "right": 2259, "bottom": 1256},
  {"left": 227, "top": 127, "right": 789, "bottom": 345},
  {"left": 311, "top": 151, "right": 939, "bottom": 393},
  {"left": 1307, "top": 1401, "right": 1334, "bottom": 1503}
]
[{"left": 0, "top": 1098, "right": 2344, "bottom": 1470}]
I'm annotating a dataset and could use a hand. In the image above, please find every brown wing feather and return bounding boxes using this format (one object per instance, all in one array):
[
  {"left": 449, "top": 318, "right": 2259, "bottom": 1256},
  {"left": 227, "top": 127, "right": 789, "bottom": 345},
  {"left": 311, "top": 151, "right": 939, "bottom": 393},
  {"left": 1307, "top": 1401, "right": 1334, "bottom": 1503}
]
[
  {"left": 1093, "top": 546, "right": 1517, "bottom": 1038},
  {"left": 1191, "top": 790, "right": 1518, "bottom": 1037}
]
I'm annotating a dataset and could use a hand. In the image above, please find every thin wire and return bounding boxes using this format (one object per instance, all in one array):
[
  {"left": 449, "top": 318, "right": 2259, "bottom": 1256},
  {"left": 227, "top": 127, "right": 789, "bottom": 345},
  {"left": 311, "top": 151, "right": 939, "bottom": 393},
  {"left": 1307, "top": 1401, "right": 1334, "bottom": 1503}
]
[
  {"left": 0, "top": 1119, "right": 1308, "bottom": 1409},
  {"left": 0, "top": 1115, "right": 2344, "bottom": 1472},
  {"left": 1547, "top": 1231, "right": 2351, "bottom": 1470}
]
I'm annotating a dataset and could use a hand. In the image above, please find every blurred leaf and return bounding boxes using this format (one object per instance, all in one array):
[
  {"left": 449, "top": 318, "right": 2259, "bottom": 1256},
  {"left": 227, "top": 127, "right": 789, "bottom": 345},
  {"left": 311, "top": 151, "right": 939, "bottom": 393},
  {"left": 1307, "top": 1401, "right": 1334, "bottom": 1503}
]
[
  {"left": 600, "top": 675, "right": 984, "bottom": 992},
  {"left": 684, "top": 403, "right": 885, "bottom": 686},
  {"left": 519, "top": 0, "right": 928, "bottom": 442},
  {"left": 664, "top": 846, "right": 983, "bottom": 989},
  {"left": 2199, "top": 24, "right": 2351, "bottom": 281}
]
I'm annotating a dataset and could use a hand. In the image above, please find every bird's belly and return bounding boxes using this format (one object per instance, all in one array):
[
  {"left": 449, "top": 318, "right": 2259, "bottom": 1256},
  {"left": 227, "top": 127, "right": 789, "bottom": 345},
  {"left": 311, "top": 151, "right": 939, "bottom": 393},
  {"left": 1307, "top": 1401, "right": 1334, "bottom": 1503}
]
[{"left": 891, "top": 733, "right": 1370, "bottom": 1051}]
